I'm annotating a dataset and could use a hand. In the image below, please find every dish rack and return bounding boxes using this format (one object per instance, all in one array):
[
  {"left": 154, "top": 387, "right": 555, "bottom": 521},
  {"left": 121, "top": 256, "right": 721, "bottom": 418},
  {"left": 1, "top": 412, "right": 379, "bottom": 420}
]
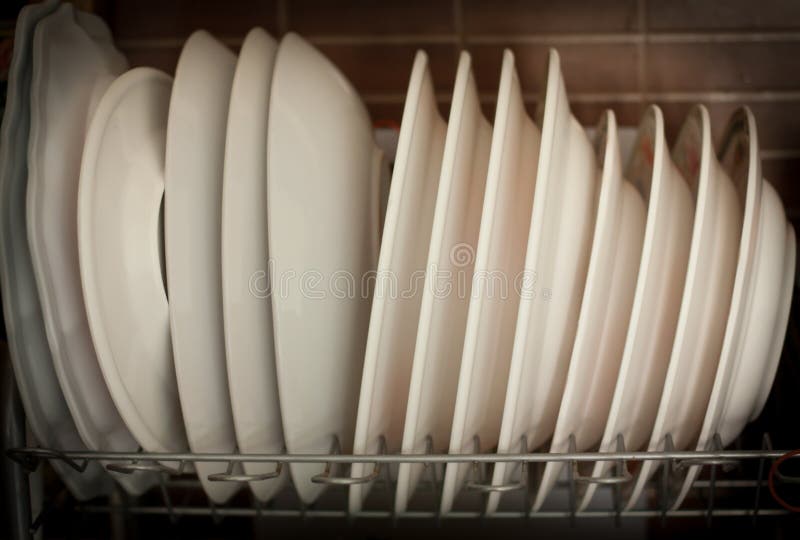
[{"left": 3, "top": 345, "right": 800, "bottom": 539}]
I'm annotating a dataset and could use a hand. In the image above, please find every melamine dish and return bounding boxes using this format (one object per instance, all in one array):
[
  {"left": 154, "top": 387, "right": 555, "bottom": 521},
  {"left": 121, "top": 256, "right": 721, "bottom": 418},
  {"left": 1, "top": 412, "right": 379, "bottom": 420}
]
[
  {"left": 221, "top": 27, "right": 287, "bottom": 503},
  {"left": 0, "top": 0, "right": 110, "bottom": 499},
  {"left": 489, "top": 48, "right": 599, "bottom": 514},
  {"left": 268, "top": 33, "right": 380, "bottom": 504},
  {"left": 438, "top": 49, "right": 540, "bottom": 515},
  {"left": 165, "top": 30, "right": 239, "bottom": 504},
  {"left": 352, "top": 50, "right": 446, "bottom": 512},
  {"left": 391, "top": 51, "right": 491, "bottom": 514}
]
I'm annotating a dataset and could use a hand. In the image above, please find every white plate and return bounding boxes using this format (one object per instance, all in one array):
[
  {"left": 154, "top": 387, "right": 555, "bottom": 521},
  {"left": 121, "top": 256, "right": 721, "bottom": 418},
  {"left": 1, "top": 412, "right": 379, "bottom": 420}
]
[
  {"left": 625, "top": 105, "right": 742, "bottom": 509},
  {"left": 391, "top": 51, "right": 492, "bottom": 514},
  {"left": 0, "top": 0, "right": 110, "bottom": 500},
  {"left": 79, "top": 67, "right": 187, "bottom": 457},
  {"left": 672, "top": 109, "right": 792, "bottom": 509},
  {"left": 268, "top": 33, "right": 380, "bottom": 504},
  {"left": 578, "top": 105, "right": 694, "bottom": 511},
  {"left": 26, "top": 4, "right": 156, "bottom": 496},
  {"left": 351, "top": 50, "right": 446, "bottom": 512},
  {"left": 531, "top": 110, "right": 646, "bottom": 511},
  {"left": 438, "top": 49, "right": 540, "bottom": 515},
  {"left": 164, "top": 30, "right": 239, "bottom": 504},
  {"left": 221, "top": 27, "right": 287, "bottom": 503},
  {"left": 488, "top": 48, "right": 598, "bottom": 514}
]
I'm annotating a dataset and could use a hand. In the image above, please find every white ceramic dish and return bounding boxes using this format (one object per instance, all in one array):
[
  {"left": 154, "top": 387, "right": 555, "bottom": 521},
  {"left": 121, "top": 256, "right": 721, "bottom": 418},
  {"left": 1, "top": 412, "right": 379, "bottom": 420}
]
[
  {"left": 78, "top": 67, "right": 187, "bottom": 458},
  {"left": 0, "top": 0, "right": 110, "bottom": 500},
  {"left": 531, "top": 110, "right": 646, "bottom": 511},
  {"left": 351, "top": 50, "right": 446, "bottom": 512},
  {"left": 26, "top": 4, "right": 157, "bottom": 496},
  {"left": 391, "top": 51, "right": 492, "bottom": 514},
  {"left": 625, "top": 106, "right": 742, "bottom": 509},
  {"left": 221, "top": 27, "right": 287, "bottom": 503},
  {"left": 437, "top": 50, "right": 540, "bottom": 515},
  {"left": 672, "top": 109, "right": 793, "bottom": 509},
  {"left": 268, "top": 33, "right": 380, "bottom": 504},
  {"left": 164, "top": 30, "right": 239, "bottom": 504},
  {"left": 578, "top": 105, "right": 694, "bottom": 511},
  {"left": 487, "top": 48, "right": 598, "bottom": 514}
]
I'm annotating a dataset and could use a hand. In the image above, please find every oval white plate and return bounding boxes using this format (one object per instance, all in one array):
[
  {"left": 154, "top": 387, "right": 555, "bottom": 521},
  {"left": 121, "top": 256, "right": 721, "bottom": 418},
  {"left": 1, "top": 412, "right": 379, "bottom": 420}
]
[
  {"left": 0, "top": 0, "right": 110, "bottom": 500},
  {"left": 391, "top": 51, "right": 492, "bottom": 514},
  {"left": 26, "top": 4, "right": 156, "bottom": 496},
  {"left": 438, "top": 49, "right": 540, "bottom": 515},
  {"left": 351, "top": 50, "right": 446, "bottom": 512},
  {"left": 531, "top": 110, "right": 646, "bottom": 511},
  {"left": 578, "top": 105, "right": 694, "bottom": 511},
  {"left": 79, "top": 67, "right": 187, "bottom": 457},
  {"left": 221, "top": 27, "right": 287, "bottom": 503},
  {"left": 165, "top": 30, "right": 239, "bottom": 504},
  {"left": 268, "top": 33, "right": 379, "bottom": 504},
  {"left": 625, "top": 106, "right": 742, "bottom": 509},
  {"left": 488, "top": 48, "right": 598, "bottom": 514}
]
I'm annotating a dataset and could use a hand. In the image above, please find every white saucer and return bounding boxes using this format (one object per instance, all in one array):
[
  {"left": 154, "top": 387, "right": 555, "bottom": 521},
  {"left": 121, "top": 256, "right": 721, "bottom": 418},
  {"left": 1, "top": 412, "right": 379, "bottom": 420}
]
[
  {"left": 531, "top": 110, "right": 646, "bottom": 511},
  {"left": 221, "top": 27, "right": 287, "bottom": 503},
  {"left": 165, "top": 30, "right": 239, "bottom": 504},
  {"left": 0, "top": 0, "right": 110, "bottom": 500},
  {"left": 351, "top": 50, "right": 446, "bottom": 512},
  {"left": 26, "top": 4, "right": 155, "bottom": 496},
  {"left": 488, "top": 49, "right": 598, "bottom": 514},
  {"left": 438, "top": 49, "right": 540, "bottom": 515},
  {"left": 268, "top": 33, "right": 380, "bottom": 504},
  {"left": 625, "top": 105, "right": 742, "bottom": 509},
  {"left": 390, "top": 51, "right": 491, "bottom": 514},
  {"left": 578, "top": 106, "right": 694, "bottom": 511}
]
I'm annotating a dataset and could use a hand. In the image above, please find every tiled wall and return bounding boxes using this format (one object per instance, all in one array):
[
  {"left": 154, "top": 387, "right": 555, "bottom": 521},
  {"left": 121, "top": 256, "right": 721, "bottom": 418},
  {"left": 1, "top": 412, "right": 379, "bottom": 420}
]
[{"left": 104, "top": 0, "right": 800, "bottom": 219}]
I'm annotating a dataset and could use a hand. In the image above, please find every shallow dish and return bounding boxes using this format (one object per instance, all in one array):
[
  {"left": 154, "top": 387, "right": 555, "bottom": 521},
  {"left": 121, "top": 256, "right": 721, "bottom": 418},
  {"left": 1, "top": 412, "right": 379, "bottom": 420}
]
[
  {"left": 578, "top": 106, "right": 693, "bottom": 511},
  {"left": 488, "top": 48, "right": 598, "bottom": 514},
  {"left": 26, "top": 4, "right": 155, "bottom": 495},
  {"left": 531, "top": 110, "right": 646, "bottom": 511},
  {"left": 165, "top": 30, "right": 239, "bottom": 504},
  {"left": 625, "top": 105, "right": 742, "bottom": 509},
  {"left": 221, "top": 27, "right": 287, "bottom": 503},
  {"left": 391, "top": 51, "right": 491, "bottom": 514},
  {"left": 79, "top": 67, "right": 187, "bottom": 458},
  {"left": 0, "top": 0, "right": 110, "bottom": 500},
  {"left": 268, "top": 33, "right": 380, "bottom": 504},
  {"left": 352, "top": 50, "right": 446, "bottom": 512},
  {"left": 438, "top": 49, "right": 540, "bottom": 515}
]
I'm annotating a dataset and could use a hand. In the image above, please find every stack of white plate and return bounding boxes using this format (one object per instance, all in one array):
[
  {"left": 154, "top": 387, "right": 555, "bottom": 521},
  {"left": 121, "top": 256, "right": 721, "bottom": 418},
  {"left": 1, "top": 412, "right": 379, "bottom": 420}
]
[{"left": 0, "top": 0, "right": 794, "bottom": 513}]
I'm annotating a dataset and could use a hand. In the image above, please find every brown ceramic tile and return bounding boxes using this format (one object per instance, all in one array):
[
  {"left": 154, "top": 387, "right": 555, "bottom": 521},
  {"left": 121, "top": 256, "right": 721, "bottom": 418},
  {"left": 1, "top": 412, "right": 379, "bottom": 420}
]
[
  {"left": 647, "top": 0, "right": 800, "bottom": 32},
  {"left": 287, "top": 0, "right": 454, "bottom": 35},
  {"left": 110, "top": 0, "right": 278, "bottom": 40},
  {"left": 122, "top": 46, "right": 181, "bottom": 74},
  {"left": 316, "top": 43, "right": 458, "bottom": 95},
  {"left": 366, "top": 102, "right": 406, "bottom": 124},
  {"left": 645, "top": 42, "right": 800, "bottom": 92},
  {"left": 469, "top": 43, "right": 639, "bottom": 94},
  {"left": 462, "top": 0, "right": 639, "bottom": 34},
  {"left": 765, "top": 159, "right": 800, "bottom": 216}
]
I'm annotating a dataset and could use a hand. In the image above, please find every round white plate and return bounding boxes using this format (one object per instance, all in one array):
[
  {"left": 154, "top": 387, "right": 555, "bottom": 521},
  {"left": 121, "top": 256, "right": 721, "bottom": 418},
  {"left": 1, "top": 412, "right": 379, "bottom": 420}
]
[
  {"left": 389, "top": 51, "right": 491, "bottom": 514},
  {"left": 625, "top": 106, "right": 742, "bottom": 509},
  {"left": 78, "top": 67, "right": 186, "bottom": 456},
  {"left": 531, "top": 110, "right": 646, "bottom": 511},
  {"left": 351, "top": 50, "right": 446, "bottom": 512},
  {"left": 672, "top": 110, "right": 791, "bottom": 509},
  {"left": 438, "top": 49, "right": 540, "bottom": 515},
  {"left": 26, "top": 4, "right": 156, "bottom": 496},
  {"left": 268, "top": 33, "right": 379, "bottom": 505},
  {"left": 488, "top": 48, "right": 598, "bottom": 514},
  {"left": 0, "top": 0, "right": 110, "bottom": 500},
  {"left": 165, "top": 30, "right": 239, "bottom": 504},
  {"left": 578, "top": 105, "right": 694, "bottom": 511},
  {"left": 221, "top": 27, "right": 287, "bottom": 503}
]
